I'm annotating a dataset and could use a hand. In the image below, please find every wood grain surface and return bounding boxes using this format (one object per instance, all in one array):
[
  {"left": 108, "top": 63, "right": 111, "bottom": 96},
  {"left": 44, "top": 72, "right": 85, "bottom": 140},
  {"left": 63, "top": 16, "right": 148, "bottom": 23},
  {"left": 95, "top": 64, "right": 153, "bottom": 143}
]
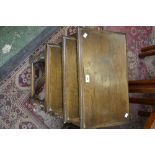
[
  {"left": 62, "top": 37, "right": 80, "bottom": 125},
  {"left": 45, "top": 44, "right": 63, "bottom": 115},
  {"left": 77, "top": 28, "right": 129, "bottom": 128}
]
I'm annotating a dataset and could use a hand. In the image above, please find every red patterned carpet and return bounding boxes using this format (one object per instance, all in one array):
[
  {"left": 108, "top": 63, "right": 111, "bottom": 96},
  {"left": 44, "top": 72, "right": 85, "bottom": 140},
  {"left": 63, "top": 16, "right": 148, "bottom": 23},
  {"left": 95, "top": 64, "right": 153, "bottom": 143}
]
[{"left": 0, "top": 26, "right": 155, "bottom": 129}]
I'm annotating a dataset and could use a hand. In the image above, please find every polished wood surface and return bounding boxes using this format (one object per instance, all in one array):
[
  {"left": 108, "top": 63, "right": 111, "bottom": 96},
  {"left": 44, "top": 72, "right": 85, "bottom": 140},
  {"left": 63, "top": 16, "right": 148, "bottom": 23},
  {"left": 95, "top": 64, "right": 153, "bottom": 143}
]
[
  {"left": 45, "top": 45, "right": 51, "bottom": 111},
  {"left": 129, "top": 80, "right": 155, "bottom": 85},
  {"left": 141, "top": 45, "right": 155, "bottom": 52},
  {"left": 45, "top": 44, "right": 63, "bottom": 115},
  {"left": 145, "top": 110, "right": 155, "bottom": 129},
  {"left": 129, "top": 86, "right": 155, "bottom": 93},
  {"left": 129, "top": 98, "right": 155, "bottom": 105},
  {"left": 62, "top": 37, "right": 80, "bottom": 125},
  {"left": 139, "top": 50, "right": 155, "bottom": 58},
  {"left": 77, "top": 28, "right": 129, "bottom": 128},
  {"left": 129, "top": 79, "right": 155, "bottom": 93}
]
